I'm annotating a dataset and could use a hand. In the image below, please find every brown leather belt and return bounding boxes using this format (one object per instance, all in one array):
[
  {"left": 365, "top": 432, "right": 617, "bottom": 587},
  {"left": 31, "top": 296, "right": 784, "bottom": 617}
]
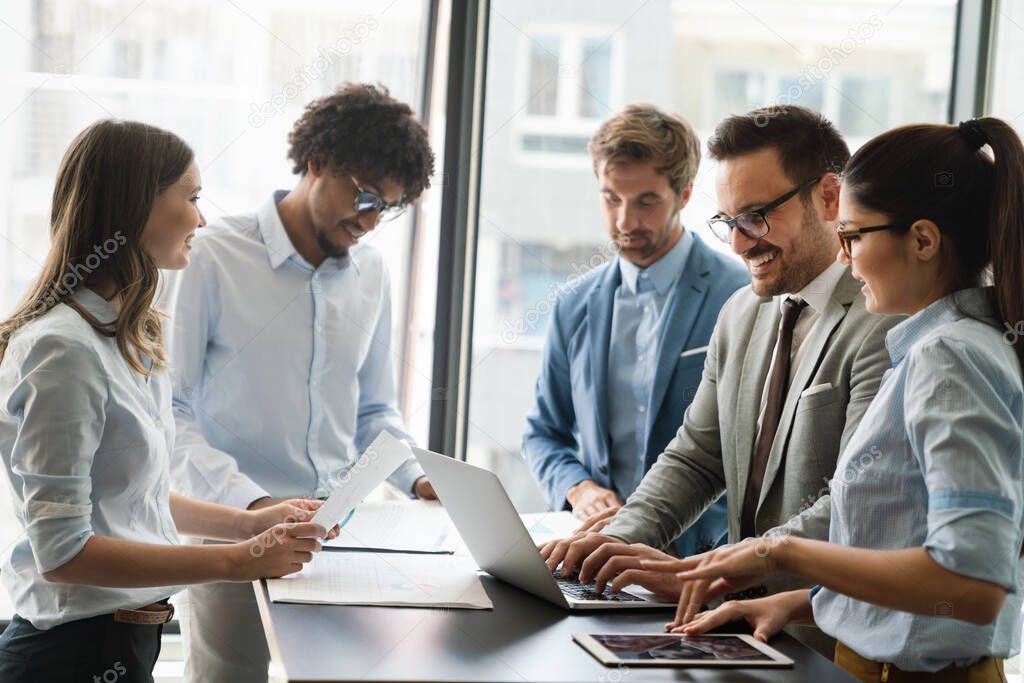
[{"left": 113, "top": 601, "right": 174, "bottom": 626}]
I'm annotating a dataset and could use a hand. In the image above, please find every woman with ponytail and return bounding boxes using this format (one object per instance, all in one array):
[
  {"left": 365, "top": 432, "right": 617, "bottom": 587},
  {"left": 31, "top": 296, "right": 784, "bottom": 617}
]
[
  {"left": 0, "top": 120, "right": 334, "bottom": 683},
  {"left": 627, "top": 117, "right": 1024, "bottom": 682}
]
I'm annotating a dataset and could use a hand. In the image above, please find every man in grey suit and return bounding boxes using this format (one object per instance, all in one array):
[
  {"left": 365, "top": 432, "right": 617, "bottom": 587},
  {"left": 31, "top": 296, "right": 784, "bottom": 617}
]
[{"left": 540, "top": 105, "right": 899, "bottom": 652}]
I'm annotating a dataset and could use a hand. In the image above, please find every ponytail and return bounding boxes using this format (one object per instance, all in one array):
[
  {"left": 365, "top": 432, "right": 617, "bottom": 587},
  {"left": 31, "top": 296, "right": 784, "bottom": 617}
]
[
  {"left": 844, "top": 117, "right": 1024, "bottom": 375},
  {"left": 973, "top": 117, "right": 1024, "bottom": 373}
]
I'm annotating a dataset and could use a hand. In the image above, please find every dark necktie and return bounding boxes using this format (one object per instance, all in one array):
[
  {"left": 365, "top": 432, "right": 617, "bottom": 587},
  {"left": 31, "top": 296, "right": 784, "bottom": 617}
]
[{"left": 740, "top": 296, "right": 808, "bottom": 539}]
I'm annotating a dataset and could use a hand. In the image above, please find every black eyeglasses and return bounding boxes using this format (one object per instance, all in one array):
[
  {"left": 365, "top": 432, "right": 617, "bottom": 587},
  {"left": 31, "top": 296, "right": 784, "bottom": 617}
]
[
  {"left": 836, "top": 223, "right": 904, "bottom": 258},
  {"left": 351, "top": 177, "right": 407, "bottom": 222},
  {"left": 707, "top": 177, "right": 820, "bottom": 243}
]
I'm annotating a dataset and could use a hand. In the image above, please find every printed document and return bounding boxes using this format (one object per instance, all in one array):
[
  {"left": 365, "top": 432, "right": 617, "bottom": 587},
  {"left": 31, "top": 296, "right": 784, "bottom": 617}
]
[
  {"left": 324, "top": 500, "right": 457, "bottom": 553},
  {"left": 267, "top": 551, "right": 493, "bottom": 609},
  {"left": 311, "top": 432, "right": 411, "bottom": 531}
]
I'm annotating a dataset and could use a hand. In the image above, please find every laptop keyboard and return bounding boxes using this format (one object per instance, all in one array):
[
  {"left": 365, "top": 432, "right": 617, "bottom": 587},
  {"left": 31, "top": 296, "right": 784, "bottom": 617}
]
[{"left": 553, "top": 572, "right": 644, "bottom": 602}]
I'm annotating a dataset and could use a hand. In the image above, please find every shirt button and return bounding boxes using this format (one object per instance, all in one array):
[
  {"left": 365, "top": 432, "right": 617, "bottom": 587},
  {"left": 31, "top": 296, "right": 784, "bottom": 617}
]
[
  {"left": 644, "top": 306, "right": 651, "bottom": 314},
  {"left": 638, "top": 354, "right": 645, "bottom": 362},
  {"left": 640, "top": 273, "right": 648, "bottom": 279},
  {"left": 638, "top": 405, "right": 646, "bottom": 413},
  {"left": 154, "top": 418, "right": 163, "bottom": 429}
]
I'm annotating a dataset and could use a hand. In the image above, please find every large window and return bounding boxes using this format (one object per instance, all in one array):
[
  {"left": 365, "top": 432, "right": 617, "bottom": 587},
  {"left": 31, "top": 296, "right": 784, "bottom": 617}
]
[
  {"left": 0, "top": 0, "right": 438, "bottom": 617},
  {"left": 466, "top": 0, "right": 957, "bottom": 511},
  {"left": 2, "top": 0, "right": 1008, "bottom": 620}
]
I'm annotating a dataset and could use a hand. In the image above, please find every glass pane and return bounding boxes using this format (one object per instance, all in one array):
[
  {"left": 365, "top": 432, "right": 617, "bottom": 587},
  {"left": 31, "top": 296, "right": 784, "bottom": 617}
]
[
  {"left": 837, "top": 75, "right": 892, "bottom": 138},
  {"left": 468, "top": 0, "right": 957, "bottom": 513},
  {"left": 713, "top": 69, "right": 766, "bottom": 122},
  {"left": 580, "top": 37, "right": 613, "bottom": 119},
  {"left": 989, "top": 0, "right": 1024, "bottom": 137},
  {"left": 778, "top": 75, "right": 825, "bottom": 112},
  {"left": 0, "top": 0, "right": 434, "bottom": 619},
  {"left": 527, "top": 34, "right": 560, "bottom": 116}
]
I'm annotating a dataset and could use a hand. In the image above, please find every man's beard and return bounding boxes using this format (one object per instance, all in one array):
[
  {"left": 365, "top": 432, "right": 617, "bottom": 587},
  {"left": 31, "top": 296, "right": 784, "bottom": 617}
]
[
  {"left": 753, "top": 203, "right": 834, "bottom": 297},
  {"left": 615, "top": 209, "right": 679, "bottom": 262},
  {"left": 315, "top": 224, "right": 352, "bottom": 259}
]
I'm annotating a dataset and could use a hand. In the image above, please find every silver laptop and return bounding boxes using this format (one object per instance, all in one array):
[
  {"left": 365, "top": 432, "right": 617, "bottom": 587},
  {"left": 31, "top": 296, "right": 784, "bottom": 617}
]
[{"left": 412, "top": 446, "right": 672, "bottom": 610}]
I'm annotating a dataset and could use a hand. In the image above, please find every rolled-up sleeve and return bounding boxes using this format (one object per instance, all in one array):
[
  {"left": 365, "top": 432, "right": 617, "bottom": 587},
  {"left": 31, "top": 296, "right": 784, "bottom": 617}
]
[
  {"left": 904, "top": 337, "right": 1024, "bottom": 591},
  {"left": 3, "top": 334, "right": 107, "bottom": 573}
]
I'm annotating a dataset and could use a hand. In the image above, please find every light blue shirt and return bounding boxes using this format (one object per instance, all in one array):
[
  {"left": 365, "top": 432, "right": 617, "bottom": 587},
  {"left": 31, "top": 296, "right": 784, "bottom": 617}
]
[
  {"left": 812, "top": 287, "right": 1024, "bottom": 671},
  {"left": 0, "top": 288, "right": 182, "bottom": 629},
  {"left": 607, "top": 229, "right": 693, "bottom": 500},
  {"left": 160, "top": 191, "right": 423, "bottom": 510}
]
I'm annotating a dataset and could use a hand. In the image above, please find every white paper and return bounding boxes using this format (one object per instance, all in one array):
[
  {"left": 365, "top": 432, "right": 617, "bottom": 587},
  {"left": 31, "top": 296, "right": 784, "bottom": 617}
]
[
  {"left": 311, "top": 432, "right": 411, "bottom": 531},
  {"left": 268, "top": 551, "right": 492, "bottom": 609},
  {"left": 323, "top": 500, "right": 458, "bottom": 553},
  {"left": 520, "top": 511, "right": 582, "bottom": 545},
  {"left": 447, "top": 510, "right": 581, "bottom": 561}
]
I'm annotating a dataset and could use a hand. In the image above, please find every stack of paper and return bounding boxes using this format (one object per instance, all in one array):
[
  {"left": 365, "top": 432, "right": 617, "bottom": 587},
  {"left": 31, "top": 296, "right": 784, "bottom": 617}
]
[
  {"left": 324, "top": 500, "right": 458, "bottom": 554},
  {"left": 267, "top": 551, "right": 493, "bottom": 609}
]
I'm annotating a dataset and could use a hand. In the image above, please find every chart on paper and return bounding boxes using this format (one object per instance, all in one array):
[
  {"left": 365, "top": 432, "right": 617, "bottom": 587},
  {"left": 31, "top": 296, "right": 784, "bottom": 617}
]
[
  {"left": 267, "top": 551, "right": 493, "bottom": 609},
  {"left": 324, "top": 500, "right": 458, "bottom": 554}
]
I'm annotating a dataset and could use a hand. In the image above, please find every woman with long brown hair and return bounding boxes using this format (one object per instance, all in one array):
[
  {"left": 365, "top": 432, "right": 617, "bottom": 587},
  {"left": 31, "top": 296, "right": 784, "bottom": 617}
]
[
  {"left": 623, "top": 117, "right": 1024, "bottom": 682},
  {"left": 0, "top": 120, "right": 330, "bottom": 682}
]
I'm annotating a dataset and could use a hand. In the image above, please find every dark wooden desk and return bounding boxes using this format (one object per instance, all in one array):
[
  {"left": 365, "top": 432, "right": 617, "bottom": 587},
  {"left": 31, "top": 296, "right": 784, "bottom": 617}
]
[{"left": 254, "top": 575, "right": 856, "bottom": 682}]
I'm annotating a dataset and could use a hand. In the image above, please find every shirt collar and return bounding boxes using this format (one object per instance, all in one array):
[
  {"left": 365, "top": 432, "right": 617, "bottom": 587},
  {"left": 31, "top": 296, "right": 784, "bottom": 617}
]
[
  {"left": 257, "top": 190, "right": 355, "bottom": 273},
  {"left": 885, "top": 286, "right": 998, "bottom": 367},
  {"left": 617, "top": 228, "right": 694, "bottom": 296},
  {"left": 70, "top": 287, "right": 118, "bottom": 325},
  {"left": 779, "top": 260, "right": 847, "bottom": 316}
]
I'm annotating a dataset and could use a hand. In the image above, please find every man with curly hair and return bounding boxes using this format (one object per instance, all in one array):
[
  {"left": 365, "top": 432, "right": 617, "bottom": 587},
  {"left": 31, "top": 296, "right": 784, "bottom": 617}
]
[{"left": 160, "top": 83, "right": 436, "bottom": 683}]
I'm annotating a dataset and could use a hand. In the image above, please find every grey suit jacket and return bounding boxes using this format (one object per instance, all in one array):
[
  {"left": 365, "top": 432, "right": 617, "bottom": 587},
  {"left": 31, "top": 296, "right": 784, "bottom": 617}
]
[{"left": 605, "top": 267, "right": 899, "bottom": 573}]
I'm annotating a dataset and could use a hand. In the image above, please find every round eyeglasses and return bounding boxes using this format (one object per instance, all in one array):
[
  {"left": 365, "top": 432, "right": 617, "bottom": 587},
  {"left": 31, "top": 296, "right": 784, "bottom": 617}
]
[{"left": 351, "top": 177, "right": 407, "bottom": 222}]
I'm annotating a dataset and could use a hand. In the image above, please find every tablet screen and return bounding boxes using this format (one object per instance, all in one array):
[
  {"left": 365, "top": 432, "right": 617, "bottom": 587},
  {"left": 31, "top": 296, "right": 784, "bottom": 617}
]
[{"left": 590, "top": 634, "right": 772, "bottom": 661}]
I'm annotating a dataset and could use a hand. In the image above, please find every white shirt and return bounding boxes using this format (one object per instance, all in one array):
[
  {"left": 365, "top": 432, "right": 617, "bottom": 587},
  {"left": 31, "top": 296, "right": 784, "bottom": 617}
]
[
  {"left": 0, "top": 288, "right": 182, "bottom": 629},
  {"left": 756, "top": 261, "right": 849, "bottom": 433},
  {"left": 160, "top": 191, "right": 423, "bottom": 510}
]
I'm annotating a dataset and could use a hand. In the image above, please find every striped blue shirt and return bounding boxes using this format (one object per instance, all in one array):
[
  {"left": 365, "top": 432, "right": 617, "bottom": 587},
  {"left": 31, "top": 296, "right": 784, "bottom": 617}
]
[
  {"left": 812, "top": 286, "right": 1024, "bottom": 671},
  {"left": 607, "top": 229, "right": 693, "bottom": 500}
]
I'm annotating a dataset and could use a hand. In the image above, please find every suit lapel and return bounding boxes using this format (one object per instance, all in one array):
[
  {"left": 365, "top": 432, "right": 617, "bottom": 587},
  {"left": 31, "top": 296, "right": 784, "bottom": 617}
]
[
  {"left": 645, "top": 236, "right": 710, "bottom": 440},
  {"left": 586, "top": 263, "right": 620, "bottom": 461},
  {"left": 756, "top": 267, "right": 860, "bottom": 509},
  {"left": 735, "top": 298, "right": 779, "bottom": 498}
]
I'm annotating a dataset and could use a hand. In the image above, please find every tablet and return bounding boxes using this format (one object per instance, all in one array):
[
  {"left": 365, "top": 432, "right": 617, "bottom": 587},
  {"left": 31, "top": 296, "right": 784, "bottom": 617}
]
[{"left": 573, "top": 632, "right": 794, "bottom": 668}]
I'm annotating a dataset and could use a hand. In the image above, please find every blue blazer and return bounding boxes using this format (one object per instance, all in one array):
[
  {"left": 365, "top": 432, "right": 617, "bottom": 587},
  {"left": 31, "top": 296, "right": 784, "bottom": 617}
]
[{"left": 522, "top": 233, "right": 748, "bottom": 556}]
